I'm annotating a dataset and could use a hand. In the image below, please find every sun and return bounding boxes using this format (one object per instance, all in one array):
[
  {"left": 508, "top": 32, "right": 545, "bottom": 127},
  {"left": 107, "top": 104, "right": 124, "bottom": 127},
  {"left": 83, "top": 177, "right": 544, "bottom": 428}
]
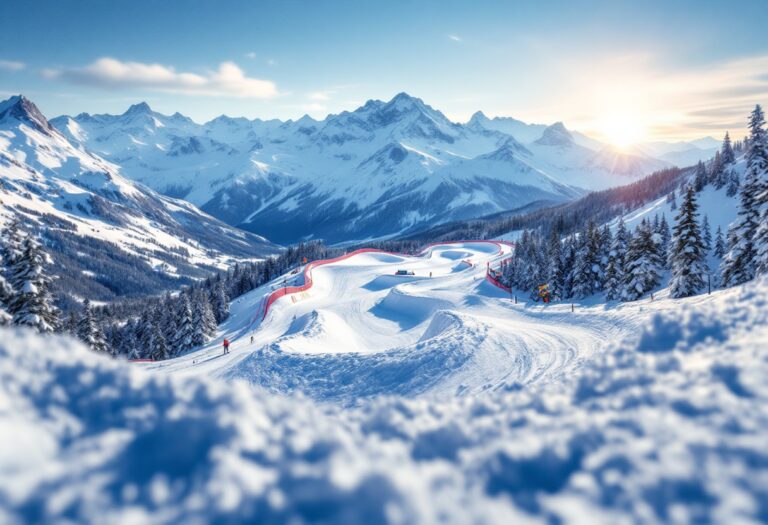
[{"left": 598, "top": 115, "right": 646, "bottom": 150}]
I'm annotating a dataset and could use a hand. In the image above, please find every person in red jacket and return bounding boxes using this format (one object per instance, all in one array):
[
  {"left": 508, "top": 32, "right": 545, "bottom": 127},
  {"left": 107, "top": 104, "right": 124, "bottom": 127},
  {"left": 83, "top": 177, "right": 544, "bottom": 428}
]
[{"left": 223, "top": 338, "right": 230, "bottom": 355}]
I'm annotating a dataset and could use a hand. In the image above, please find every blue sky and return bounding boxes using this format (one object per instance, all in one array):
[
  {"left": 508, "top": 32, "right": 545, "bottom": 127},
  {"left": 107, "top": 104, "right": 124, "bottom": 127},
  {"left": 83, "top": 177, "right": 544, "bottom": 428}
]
[{"left": 1, "top": 0, "right": 767, "bottom": 142}]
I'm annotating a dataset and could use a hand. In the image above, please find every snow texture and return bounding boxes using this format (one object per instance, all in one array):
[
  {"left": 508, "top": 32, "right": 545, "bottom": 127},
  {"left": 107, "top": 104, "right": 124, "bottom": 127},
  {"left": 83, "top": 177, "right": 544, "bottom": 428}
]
[{"left": 1, "top": 258, "right": 767, "bottom": 524}]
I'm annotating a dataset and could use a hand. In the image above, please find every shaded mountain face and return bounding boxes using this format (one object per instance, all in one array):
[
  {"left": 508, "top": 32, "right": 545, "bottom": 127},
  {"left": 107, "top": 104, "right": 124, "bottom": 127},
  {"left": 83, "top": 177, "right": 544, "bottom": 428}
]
[
  {"left": 52, "top": 92, "right": 674, "bottom": 244},
  {"left": 0, "top": 95, "right": 278, "bottom": 306}
]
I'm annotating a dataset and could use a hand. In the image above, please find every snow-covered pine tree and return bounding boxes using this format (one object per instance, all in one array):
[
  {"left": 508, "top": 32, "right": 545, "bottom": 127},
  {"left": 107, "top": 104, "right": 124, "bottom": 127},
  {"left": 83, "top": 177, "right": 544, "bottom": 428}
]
[
  {"left": 191, "top": 290, "right": 217, "bottom": 347},
  {"left": 714, "top": 226, "right": 726, "bottom": 258},
  {"left": 0, "top": 218, "right": 23, "bottom": 275},
  {"left": 211, "top": 282, "right": 230, "bottom": 324},
  {"left": 172, "top": 293, "right": 195, "bottom": 355},
  {"left": 726, "top": 170, "right": 740, "bottom": 197},
  {"left": 709, "top": 150, "right": 724, "bottom": 188},
  {"left": 604, "top": 217, "right": 628, "bottom": 300},
  {"left": 622, "top": 219, "right": 663, "bottom": 301},
  {"left": 0, "top": 275, "right": 11, "bottom": 326},
  {"left": 669, "top": 185, "right": 707, "bottom": 298},
  {"left": 122, "top": 318, "right": 140, "bottom": 359},
  {"left": 599, "top": 225, "right": 612, "bottom": 289},
  {"left": 559, "top": 236, "right": 577, "bottom": 299},
  {"left": 701, "top": 214, "right": 712, "bottom": 253},
  {"left": 545, "top": 229, "right": 564, "bottom": 300},
  {"left": 721, "top": 131, "right": 735, "bottom": 165},
  {"left": 7, "top": 235, "right": 59, "bottom": 332},
  {"left": 722, "top": 108, "right": 764, "bottom": 286},
  {"left": 655, "top": 214, "right": 671, "bottom": 268},
  {"left": 76, "top": 299, "right": 108, "bottom": 353},
  {"left": 694, "top": 160, "right": 707, "bottom": 191},
  {"left": 745, "top": 105, "right": 768, "bottom": 275},
  {"left": 571, "top": 222, "right": 601, "bottom": 298},
  {"left": 148, "top": 321, "right": 169, "bottom": 361}
]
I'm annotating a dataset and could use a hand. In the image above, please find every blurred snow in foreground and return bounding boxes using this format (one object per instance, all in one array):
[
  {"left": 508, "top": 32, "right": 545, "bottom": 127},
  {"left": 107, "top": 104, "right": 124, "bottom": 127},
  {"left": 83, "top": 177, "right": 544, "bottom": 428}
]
[{"left": 0, "top": 279, "right": 767, "bottom": 524}]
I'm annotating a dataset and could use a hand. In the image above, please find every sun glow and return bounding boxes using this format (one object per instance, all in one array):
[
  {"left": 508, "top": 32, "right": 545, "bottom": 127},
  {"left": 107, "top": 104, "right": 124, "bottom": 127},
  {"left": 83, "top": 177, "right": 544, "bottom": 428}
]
[{"left": 597, "top": 115, "right": 647, "bottom": 150}]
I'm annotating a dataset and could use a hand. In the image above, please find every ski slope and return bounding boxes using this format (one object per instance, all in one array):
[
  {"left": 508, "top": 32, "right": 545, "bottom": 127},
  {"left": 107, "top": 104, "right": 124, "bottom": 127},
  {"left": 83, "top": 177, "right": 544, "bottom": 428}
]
[{"left": 142, "top": 241, "right": 649, "bottom": 403}]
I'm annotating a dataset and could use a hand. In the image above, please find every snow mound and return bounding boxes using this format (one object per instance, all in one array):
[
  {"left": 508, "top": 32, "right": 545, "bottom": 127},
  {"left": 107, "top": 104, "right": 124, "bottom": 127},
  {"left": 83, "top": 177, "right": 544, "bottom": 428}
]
[
  {"left": 371, "top": 287, "right": 454, "bottom": 328},
  {"left": 277, "top": 309, "right": 364, "bottom": 354},
  {"left": 418, "top": 310, "right": 463, "bottom": 342}
]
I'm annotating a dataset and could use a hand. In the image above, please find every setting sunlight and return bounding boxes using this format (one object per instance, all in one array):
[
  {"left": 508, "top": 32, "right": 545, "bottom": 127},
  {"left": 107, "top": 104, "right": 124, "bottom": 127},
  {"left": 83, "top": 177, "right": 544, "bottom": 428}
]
[{"left": 597, "top": 115, "right": 647, "bottom": 149}]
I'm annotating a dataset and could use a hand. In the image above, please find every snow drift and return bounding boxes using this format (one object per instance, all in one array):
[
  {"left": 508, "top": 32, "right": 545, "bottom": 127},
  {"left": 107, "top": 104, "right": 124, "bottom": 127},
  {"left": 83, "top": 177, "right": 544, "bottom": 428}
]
[{"left": 1, "top": 276, "right": 767, "bottom": 524}]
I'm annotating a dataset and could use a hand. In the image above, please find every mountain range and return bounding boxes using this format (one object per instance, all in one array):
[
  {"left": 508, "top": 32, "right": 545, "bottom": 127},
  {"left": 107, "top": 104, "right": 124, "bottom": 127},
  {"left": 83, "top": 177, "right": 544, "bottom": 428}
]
[
  {"left": 0, "top": 95, "right": 278, "bottom": 306},
  {"left": 49, "top": 92, "right": 718, "bottom": 244}
]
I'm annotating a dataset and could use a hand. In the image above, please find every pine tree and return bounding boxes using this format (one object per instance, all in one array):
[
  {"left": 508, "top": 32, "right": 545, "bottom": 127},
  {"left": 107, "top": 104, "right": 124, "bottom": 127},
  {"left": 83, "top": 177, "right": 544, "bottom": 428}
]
[
  {"left": 710, "top": 150, "right": 724, "bottom": 188},
  {"left": 148, "top": 321, "right": 169, "bottom": 361},
  {"left": 7, "top": 235, "right": 59, "bottom": 332},
  {"left": 191, "top": 291, "right": 218, "bottom": 347},
  {"left": 211, "top": 282, "right": 230, "bottom": 324},
  {"left": 122, "top": 319, "right": 140, "bottom": 359},
  {"left": 721, "top": 131, "right": 735, "bottom": 165},
  {"left": 655, "top": 214, "right": 671, "bottom": 268},
  {"left": 694, "top": 160, "right": 707, "bottom": 191},
  {"left": 714, "top": 226, "right": 726, "bottom": 258},
  {"left": 722, "top": 108, "right": 764, "bottom": 286},
  {"left": 76, "top": 299, "right": 109, "bottom": 353},
  {"left": 570, "top": 226, "right": 591, "bottom": 299},
  {"left": 745, "top": 106, "right": 768, "bottom": 275},
  {"left": 726, "top": 170, "right": 740, "bottom": 197},
  {"left": 560, "top": 236, "right": 577, "bottom": 299},
  {"left": 701, "top": 215, "right": 712, "bottom": 253},
  {"left": 0, "top": 218, "right": 23, "bottom": 276},
  {"left": 172, "top": 293, "right": 195, "bottom": 355},
  {"left": 604, "top": 217, "right": 628, "bottom": 300},
  {"left": 669, "top": 186, "right": 707, "bottom": 298},
  {"left": 545, "top": 229, "right": 564, "bottom": 300},
  {"left": 622, "top": 220, "right": 663, "bottom": 301}
]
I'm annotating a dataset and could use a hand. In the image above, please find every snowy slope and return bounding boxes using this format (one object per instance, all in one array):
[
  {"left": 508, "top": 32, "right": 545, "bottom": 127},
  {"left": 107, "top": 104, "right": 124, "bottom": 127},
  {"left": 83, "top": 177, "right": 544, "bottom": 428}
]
[
  {"left": 138, "top": 242, "right": 639, "bottom": 406},
  {"left": 2, "top": 262, "right": 767, "bottom": 523},
  {"left": 0, "top": 95, "right": 278, "bottom": 303},
  {"left": 52, "top": 93, "right": 678, "bottom": 244}
]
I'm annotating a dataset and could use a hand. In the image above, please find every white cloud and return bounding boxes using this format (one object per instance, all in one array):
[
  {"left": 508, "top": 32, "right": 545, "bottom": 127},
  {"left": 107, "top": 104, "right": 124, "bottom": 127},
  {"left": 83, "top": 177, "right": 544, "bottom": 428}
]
[
  {"left": 267, "top": 59, "right": 278, "bottom": 67},
  {"left": 244, "top": 52, "right": 257, "bottom": 59},
  {"left": 0, "top": 60, "right": 25, "bottom": 71},
  {"left": 45, "top": 57, "right": 278, "bottom": 98},
  {"left": 308, "top": 91, "right": 331, "bottom": 101},
  {"left": 448, "top": 35, "right": 462, "bottom": 42}
]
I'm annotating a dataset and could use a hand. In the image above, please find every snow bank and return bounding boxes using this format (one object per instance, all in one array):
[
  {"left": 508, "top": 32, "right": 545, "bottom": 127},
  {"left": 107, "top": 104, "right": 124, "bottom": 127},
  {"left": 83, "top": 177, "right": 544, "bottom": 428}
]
[{"left": 1, "top": 278, "right": 767, "bottom": 524}]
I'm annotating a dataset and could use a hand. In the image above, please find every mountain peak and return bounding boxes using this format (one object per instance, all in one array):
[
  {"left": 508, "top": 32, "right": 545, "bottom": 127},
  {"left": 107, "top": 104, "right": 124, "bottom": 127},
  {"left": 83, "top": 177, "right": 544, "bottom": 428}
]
[
  {"left": 478, "top": 143, "right": 520, "bottom": 163},
  {"left": 123, "top": 101, "right": 153, "bottom": 116},
  {"left": 535, "top": 121, "right": 574, "bottom": 147},
  {"left": 470, "top": 110, "right": 489, "bottom": 122},
  {"left": 385, "top": 92, "right": 431, "bottom": 113},
  {"left": 0, "top": 94, "right": 55, "bottom": 135}
]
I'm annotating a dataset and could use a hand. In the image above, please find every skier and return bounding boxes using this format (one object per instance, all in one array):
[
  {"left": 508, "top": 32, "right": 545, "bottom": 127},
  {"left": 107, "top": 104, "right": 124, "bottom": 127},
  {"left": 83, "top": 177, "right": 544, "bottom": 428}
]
[
  {"left": 250, "top": 334, "right": 254, "bottom": 345},
  {"left": 223, "top": 338, "right": 230, "bottom": 355},
  {"left": 429, "top": 271, "right": 432, "bottom": 278}
]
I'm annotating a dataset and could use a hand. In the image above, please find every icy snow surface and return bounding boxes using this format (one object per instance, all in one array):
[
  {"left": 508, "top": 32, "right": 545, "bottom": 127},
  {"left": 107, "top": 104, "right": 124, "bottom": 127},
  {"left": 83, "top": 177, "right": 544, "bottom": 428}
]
[{"left": 1, "top": 243, "right": 767, "bottom": 524}]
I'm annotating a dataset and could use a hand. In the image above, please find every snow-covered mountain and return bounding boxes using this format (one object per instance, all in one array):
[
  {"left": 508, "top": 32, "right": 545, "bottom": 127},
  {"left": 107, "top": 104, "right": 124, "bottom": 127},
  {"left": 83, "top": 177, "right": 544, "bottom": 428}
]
[
  {"left": 53, "top": 93, "right": 681, "bottom": 244},
  {"left": 0, "top": 95, "right": 278, "bottom": 305}
]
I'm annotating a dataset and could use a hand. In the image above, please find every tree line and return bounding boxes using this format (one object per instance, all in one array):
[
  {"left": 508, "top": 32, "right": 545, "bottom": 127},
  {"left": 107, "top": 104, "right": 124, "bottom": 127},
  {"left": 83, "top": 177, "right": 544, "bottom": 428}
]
[{"left": 497, "top": 105, "right": 768, "bottom": 302}]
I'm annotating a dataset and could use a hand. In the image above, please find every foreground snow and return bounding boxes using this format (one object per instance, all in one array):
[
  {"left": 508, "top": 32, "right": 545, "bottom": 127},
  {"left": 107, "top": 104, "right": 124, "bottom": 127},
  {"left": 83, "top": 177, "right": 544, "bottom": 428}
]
[{"left": 1, "top": 276, "right": 767, "bottom": 524}]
